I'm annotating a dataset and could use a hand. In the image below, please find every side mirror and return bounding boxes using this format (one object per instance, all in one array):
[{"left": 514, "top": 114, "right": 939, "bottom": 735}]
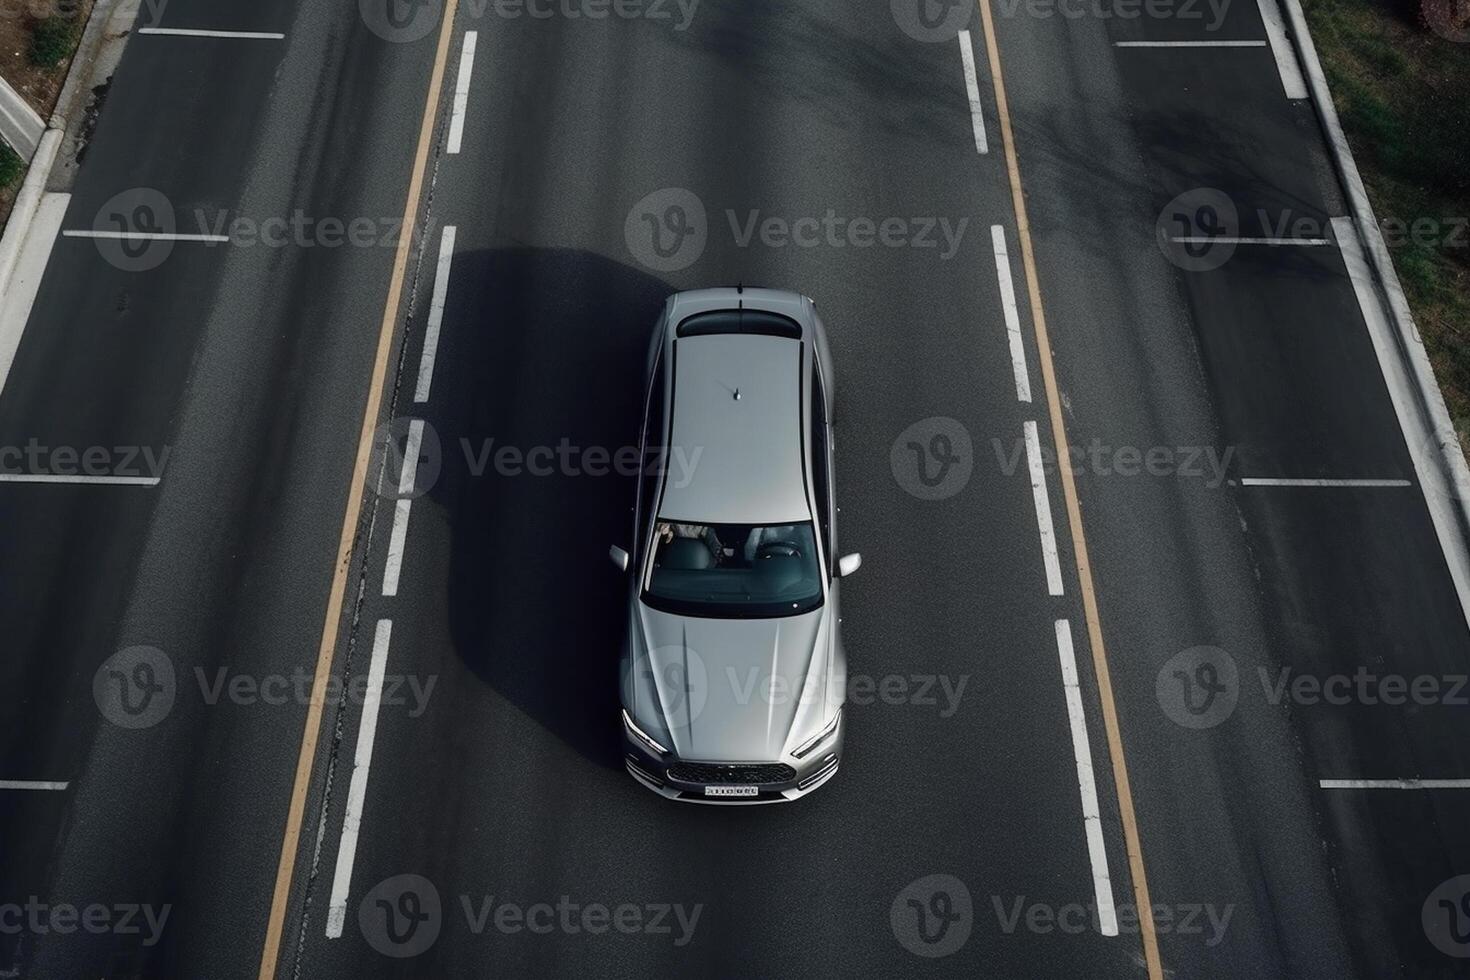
[
  {"left": 836, "top": 553, "right": 862, "bottom": 578},
  {"left": 609, "top": 545, "right": 630, "bottom": 572}
]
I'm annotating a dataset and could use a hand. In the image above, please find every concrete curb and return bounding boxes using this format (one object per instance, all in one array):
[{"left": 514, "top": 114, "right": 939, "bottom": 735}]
[
  {"left": 1281, "top": 0, "right": 1470, "bottom": 631},
  {"left": 0, "top": 73, "right": 45, "bottom": 158},
  {"left": 0, "top": 0, "right": 144, "bottom": 296},
  {"left": 0, "top": 128, "right": 61, "bottom": 293},
  {"left": 48, "top": 0, "right": 148, "bottom": 193}
]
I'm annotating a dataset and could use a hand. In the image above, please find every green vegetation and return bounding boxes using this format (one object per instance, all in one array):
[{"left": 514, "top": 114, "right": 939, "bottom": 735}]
[
  {"left": 28, "top": 14, "right": 79, "bottom": 69},
  {"left": 0, "top": 145, "right": 23, "bottom": 191},
  {"left": 1306, "top": 0, "right": 1470, "bottom": 439}
]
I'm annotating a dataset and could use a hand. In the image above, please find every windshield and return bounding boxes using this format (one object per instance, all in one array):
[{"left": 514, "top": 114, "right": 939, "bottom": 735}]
[{"left": 642, "top": 521, "right": 824, "bottom": 618}]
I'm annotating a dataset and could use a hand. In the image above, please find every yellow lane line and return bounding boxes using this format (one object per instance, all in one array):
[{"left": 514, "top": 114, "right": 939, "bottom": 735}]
[
  {"left": 973, "top": 3, "right": 1165, "bottom": 978},
  {"left": 255, "top": 3, "right": 463, "bottom": 976}
]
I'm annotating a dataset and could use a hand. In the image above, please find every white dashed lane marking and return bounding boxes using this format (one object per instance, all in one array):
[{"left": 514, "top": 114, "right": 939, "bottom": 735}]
[
  {"left": 414, "top": 225, "right": 457, "bottom": 404},
  {"left": 447, "top": 32, "right": 478, "bottom": 155},
  {"left": 1054, "top": 619, "right": 1119, "bottom": 937},
  {"left": 957, "top": 30, "right": 989, "bottom": 155},
  {"left": 1024, "top": 420, "right": 1064, "bottom": 596},
  {"left": 990, "top": 225, "right": 1031, "bottom": 403},
  {"left": 325, "top": 618, "right": 395, "bottom": 939},
  {"left": 381, "top": 419, "right": 426, "bottom": 597}
]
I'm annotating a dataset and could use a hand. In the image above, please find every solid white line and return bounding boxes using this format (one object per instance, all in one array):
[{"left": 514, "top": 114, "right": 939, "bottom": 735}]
[
  {"left": 0, "top": 780, "right": 68, "bottom": 790},
  {"left": 1114, "top": 40, "right": 1267, "bottom": 47},
  {"left": 447, "top": 31, "right": 477, "bottom": 155},
  {"left": 1054, "top": 619, "right": 1119, "bottom": 937},
  {"left": 137, "top": 28, "right": 285, "bottom": 39},
  {"left": 991, "top": 225, "right": 1031, "bottom": 403},
  {"left": 0, "top": 474, "right": 159, "bottom": 486},
  {"left": 61, "top": 230, "right": 229, "bottom": 243},
  {"left": 1321, "top": 779, "right": 1470, "bottom": 790},
  {"left": 325, "top": 618, "right": 394, "bottom": 940},
  {"left": 382, "top": 499, "right": 411, "bottom": 597},
  {"left": 414, "top": 225, "right": 457, "bottom": 403},
  {"left": 957, "top": 30, "right": 988, "bottom": 155},
  {"left": 1255, "top": 0, "right": 1309, "bottom": 99},
  {"left": 1240, "top": 478, "right": 1411, "bottom": 487},
  {"left": 1024, "top": 420, "right": 1064, "bottom": 596},
  {"left": 1170, "top": 236, "right": 1330, "bottom": 246}
]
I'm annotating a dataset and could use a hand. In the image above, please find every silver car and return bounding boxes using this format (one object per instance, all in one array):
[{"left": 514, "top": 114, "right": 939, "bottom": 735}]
[{"left": 610, "top": 288, "right": 861, "bottom": 804}]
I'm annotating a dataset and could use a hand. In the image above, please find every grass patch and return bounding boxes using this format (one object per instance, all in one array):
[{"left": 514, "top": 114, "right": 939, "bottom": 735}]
[
  {"left": 28, "top": 15, "right": 79, "bottom": 69},
  {"left": 0, "top": 145, "right": 22, "bottom": 192},
  {"left": 1306, "top": 0, "right": 1470, "bottom": 443}
]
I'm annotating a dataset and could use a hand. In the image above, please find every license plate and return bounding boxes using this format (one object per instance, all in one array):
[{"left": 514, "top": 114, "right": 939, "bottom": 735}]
[{"left": 704, "top": 785, "right": 758, "bottom": 798}]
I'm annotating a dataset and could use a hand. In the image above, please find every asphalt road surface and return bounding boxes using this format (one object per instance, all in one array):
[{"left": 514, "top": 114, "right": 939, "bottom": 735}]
[{"left": 1, "top": 0, "right": 1467, "bottom": 977}]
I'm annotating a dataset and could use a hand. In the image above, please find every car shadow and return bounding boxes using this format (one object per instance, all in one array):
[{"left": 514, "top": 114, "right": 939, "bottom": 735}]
[{"left": 422, "top": 247, "right": 671, "bottom": 771}]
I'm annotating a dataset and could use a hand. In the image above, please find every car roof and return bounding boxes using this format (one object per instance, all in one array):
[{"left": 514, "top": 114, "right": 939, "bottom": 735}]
[{"left": 657, "top": 331, "right": 811, "bottom": 526}]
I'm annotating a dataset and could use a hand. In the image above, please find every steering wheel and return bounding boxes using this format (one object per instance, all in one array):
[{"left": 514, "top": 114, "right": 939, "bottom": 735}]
[{"left": 756, "top": 540, "right": 802, "bottom": 560}]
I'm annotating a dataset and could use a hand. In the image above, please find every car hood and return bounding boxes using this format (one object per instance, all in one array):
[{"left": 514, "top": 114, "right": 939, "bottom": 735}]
[{"left": 626, "top": 604, "right": 836, "bottom": 762}]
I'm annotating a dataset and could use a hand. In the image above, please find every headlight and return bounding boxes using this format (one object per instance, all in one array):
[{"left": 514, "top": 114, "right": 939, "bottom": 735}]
[
  {"left": 791, "top": 709, "right": 841, "bottom": 759},
  {"left": 622, "top": 709, "right": 669, "bottom": 756}
]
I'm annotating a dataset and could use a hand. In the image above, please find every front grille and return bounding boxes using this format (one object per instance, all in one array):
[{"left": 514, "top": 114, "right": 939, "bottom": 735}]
[{"left": 667, "top": 761, "right": 796, "bottom": 785}]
